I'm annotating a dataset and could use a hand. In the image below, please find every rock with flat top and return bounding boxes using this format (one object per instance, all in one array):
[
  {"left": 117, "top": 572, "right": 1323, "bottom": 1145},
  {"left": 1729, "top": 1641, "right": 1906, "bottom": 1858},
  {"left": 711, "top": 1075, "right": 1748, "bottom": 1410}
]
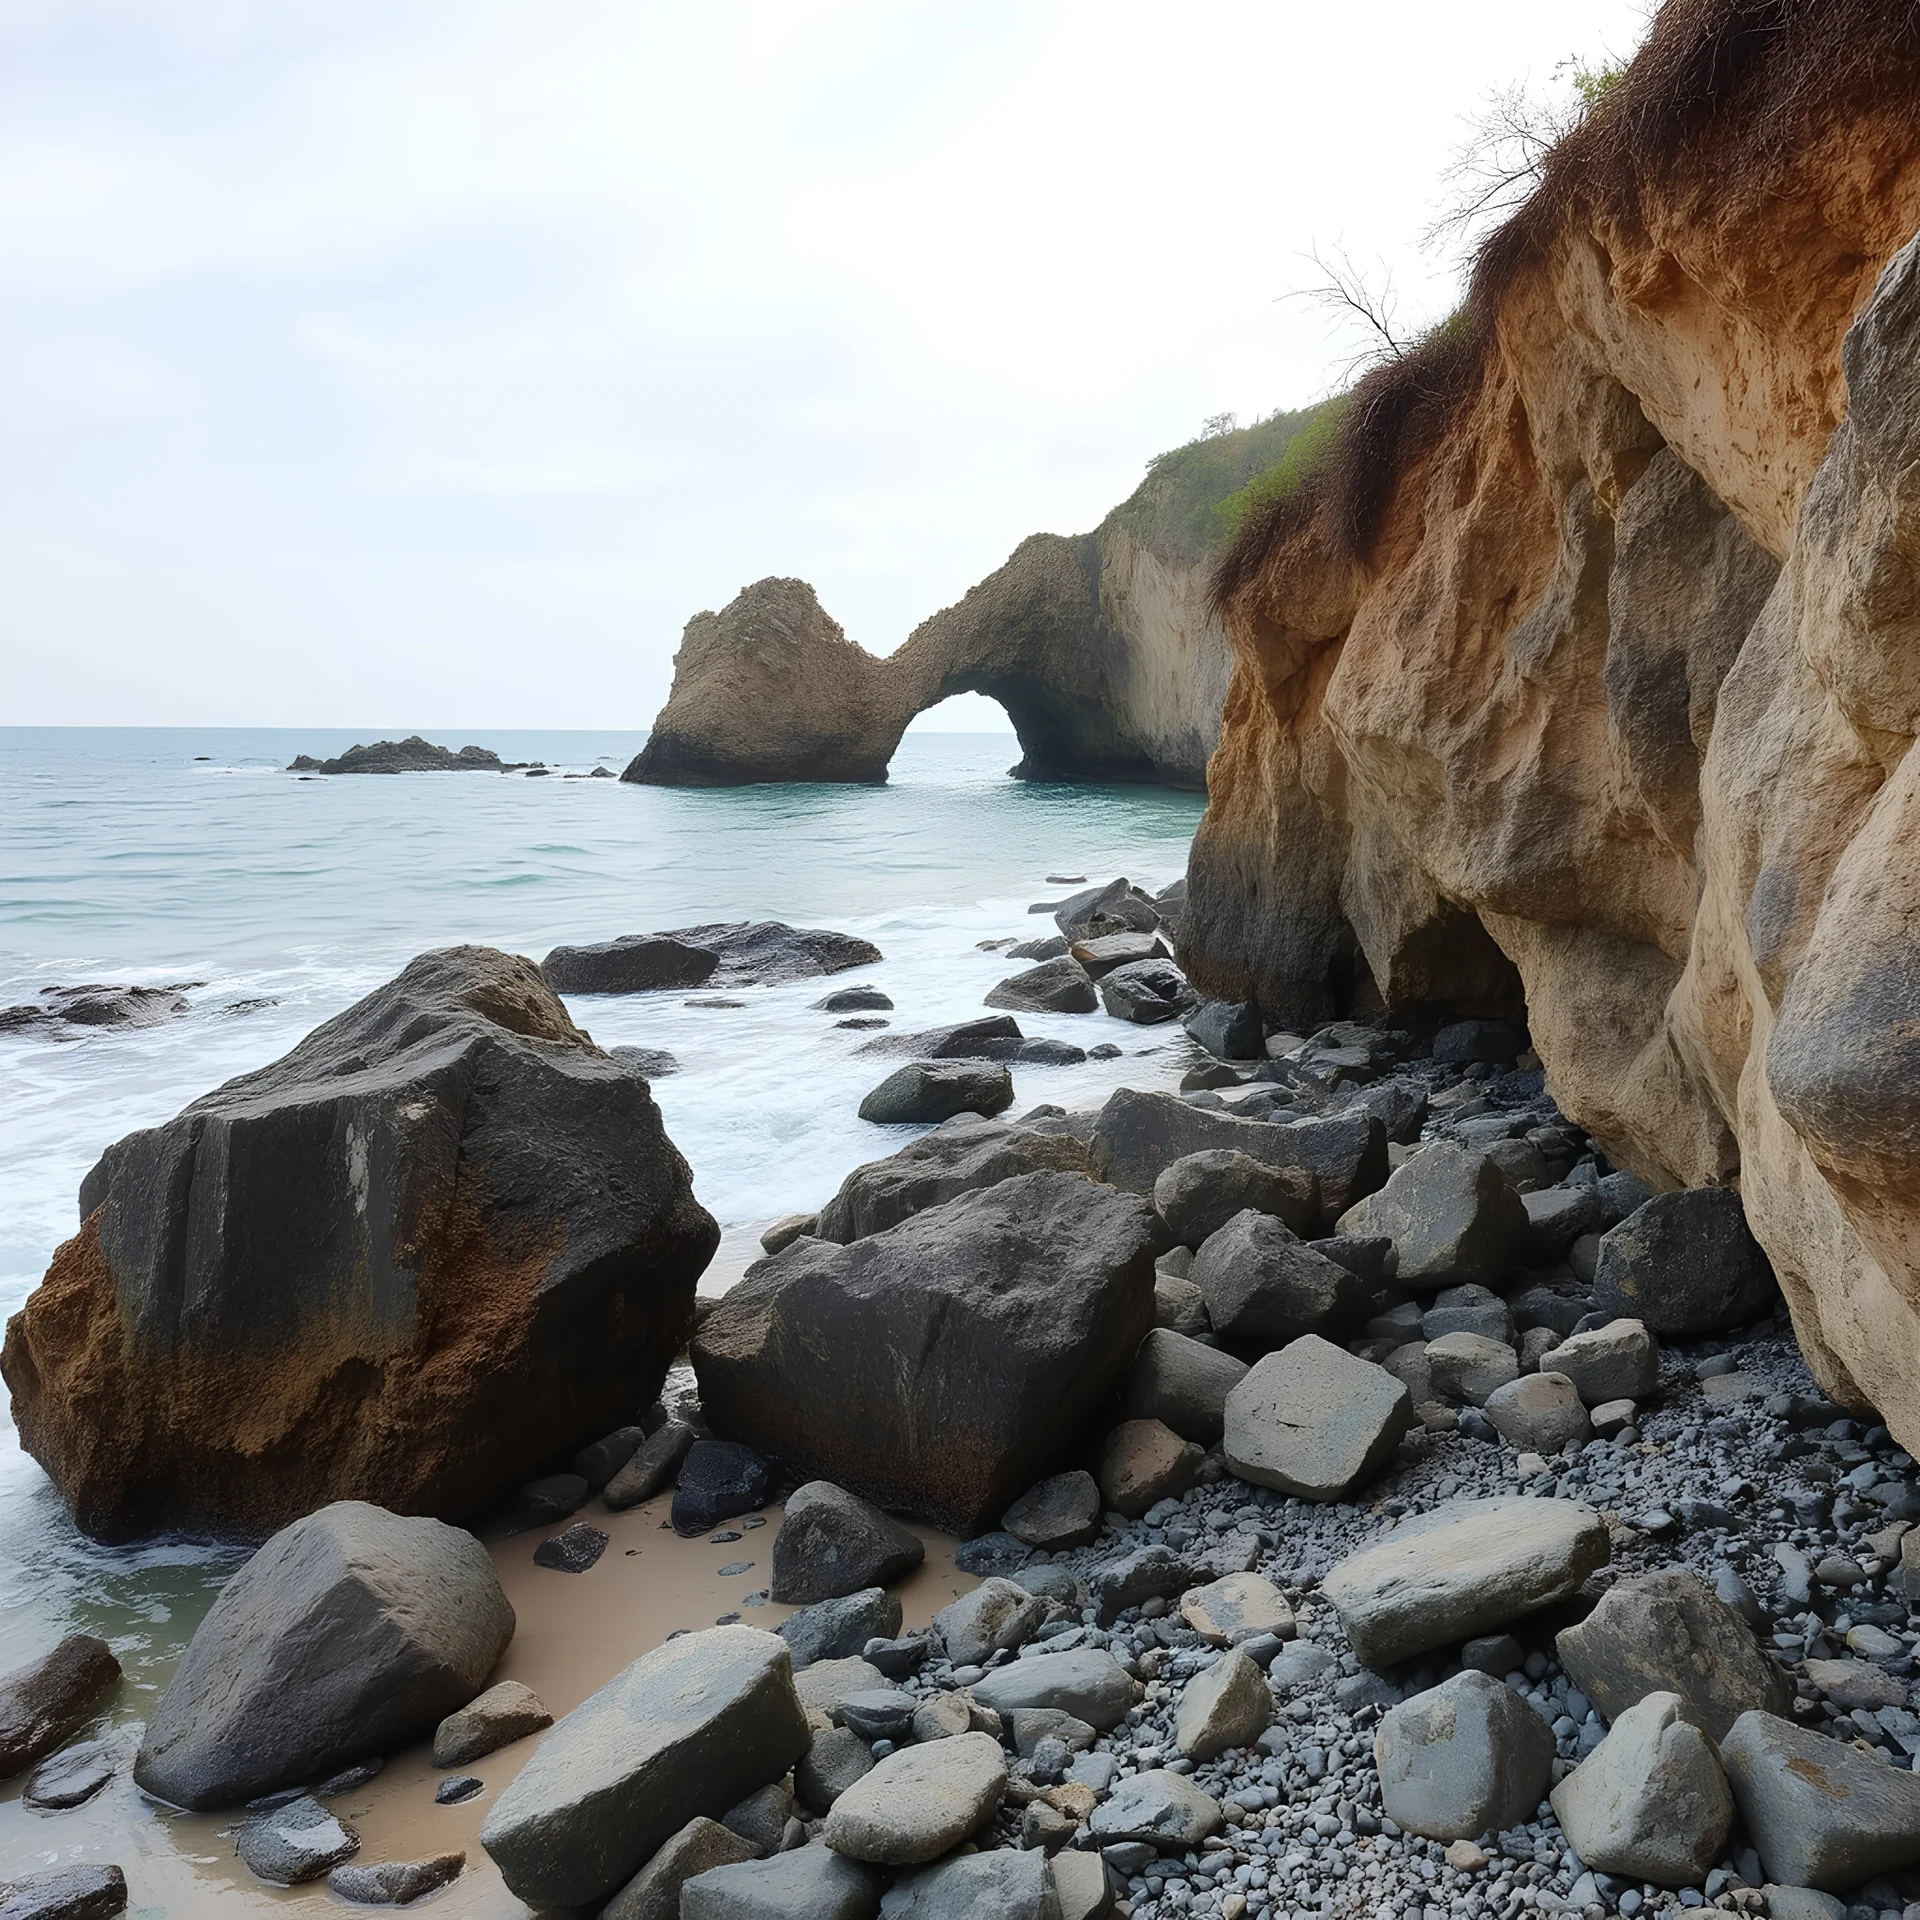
[
  {"left": 1323, "top": 1496, "right": 1610, "bottom": 1670},
  {"left": 1719, "top": 1708, "right": 1920, "bottom": 1889},
  {"left": 1223, "top": 1336, "right": 1411, "bottom": 1501},
  {"left": 968, "top": 1649, "right": 1140, "bottom": 1732},
  {"left": 235, "top": 1795, "right": 360, "bottom": 1885},
  {"left": 1548, "top": 1318, "right": 1659, "bottom": 1403},
  {"left": 479, "top": 1625, "right": 810, "bottom": 1911},
  {"left": 1173, "top": 1650, "right": 1273, "bottom": 1760},
  {"left": 1555, "top": 1568, "right": 1790, "bottom": 1742},
  {"left": 0, "top": 1636, "right": 121, "bottom": 1780},
  {"left": 771, "top": 1482, "right": 924, "bottom": 1604},
  {"left": 432, "top": 1680, "right": 551, "bottom": 1768},
  {"left": 1088, "top": 1768, "right": 1223, "bottom": 1847},
  {"left": 881, "top": 1849, "right": 1054, "bottom": 1919},
  {"left": 796, "top": 1657, "right": 888, "bottom": 1718},
  {"left": 821, "top": 1730, "right": 1005, "bottom": 1864},
  {"left": 0, "top": 1866, "right": 128, "bottom": 1920},
  {"left": 22, "top": 1738, "right": 116, "bottom": 1811},
  {"left": 602, "top": 1818, "right": 758, "bottom": 1920},
  {"left": 1374, "top": 1670, "right": 1555, "bottom": 1841},
  {"left": 1179, "top": 1571, "right": 1295, "bottom": 1647},
  {"left": 1551, "top": 1691, "right": 1732, "bottom": 1887},
  {"left": 777, "top": 1589, "right": 902, "bottom": 1669},
  {"left": 1154, "top": 1152, "right": 1316, "bottom": 1248},
  {"left": 1002, "top": 1471, "right": 1101, "bottom": 1550},
  {"left": 1363, "top": 1144, "right": 1528, "bottom": 1287},
  {"left": 327, "top": 1853, "right": 465, "bottom": 1906},
  {"left": 858, "top": 1061, "right": 1013, "bottom": 1126},
  {"left": 1425, "top": 1331, "right": 1519, "bottom": 1406},
  {"left": 986, "top": 958, "right": 1098, "bottom": 1014},
  {"left": 682, "top": 1843, "right": 880, "bottom": 1919},
  {"left": 135, "top": 1502, "right": 511, "bottom": 1810},
  {"left": 1098, "top": 1419, "right": 1203, "bottom": 1518}
]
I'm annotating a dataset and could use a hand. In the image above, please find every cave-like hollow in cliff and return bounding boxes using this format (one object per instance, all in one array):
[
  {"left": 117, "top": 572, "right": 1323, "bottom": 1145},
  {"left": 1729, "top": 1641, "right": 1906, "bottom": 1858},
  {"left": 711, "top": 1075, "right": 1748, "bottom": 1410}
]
[{"left": 929, "top": 673, "right": 1168, "bottom": 786}]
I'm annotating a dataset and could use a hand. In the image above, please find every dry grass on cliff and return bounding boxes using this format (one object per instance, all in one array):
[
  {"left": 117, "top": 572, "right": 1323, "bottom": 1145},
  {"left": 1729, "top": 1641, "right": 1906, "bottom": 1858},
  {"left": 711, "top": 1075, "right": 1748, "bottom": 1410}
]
[{"left": 1211, "top": 0, "right": 1920, "bottom": 616}]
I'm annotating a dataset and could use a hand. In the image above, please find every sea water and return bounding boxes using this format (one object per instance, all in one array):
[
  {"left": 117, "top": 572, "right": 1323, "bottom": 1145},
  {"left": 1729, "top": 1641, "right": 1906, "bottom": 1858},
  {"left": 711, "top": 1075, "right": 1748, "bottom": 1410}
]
[{"left": 0, "top": 726, "right": 1206, "bottom": 1697}]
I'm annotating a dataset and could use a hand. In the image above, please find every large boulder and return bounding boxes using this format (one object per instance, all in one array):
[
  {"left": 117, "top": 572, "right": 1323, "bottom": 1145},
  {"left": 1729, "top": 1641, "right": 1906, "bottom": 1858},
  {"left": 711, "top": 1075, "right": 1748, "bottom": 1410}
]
[
  {"left": 548, "top": 920, "right": 881, "bottom": 990},
  {"left": 770, "top": 1482, "right": 925, "bottom": 1604},
  {"left": 1360, "top": 1144, "right": 1528, "bottom": 1288},
  {"left": 693, "top": 1173, "right": 1156, "bottom": 1533},
  {"left": 541, "top": 934, "right": 718, "bottom": 993},
  {"left": 985, "top": 958, "right": 1098, "bottom": 1014},
  {"left": 821, "top": 1731, "right": 1005, "bottom": 1865},
  {"left": 1374, "top": 1671, "right": 1556, "bottom": 1840},
  {"left": 2, "top": 947, "right": 716, "bottom": 1541},
  {"left": 1322, "top": 1497, "right": 1610, "bottom": 1670},
  {"left": 0, "top": 1637, "right": 121, "bottom": 1780},
  {"left": 1592, "top": 1189, "right": 1779, "bottom": 1334},
  {"left": 1223, "top": 1336, "right": 1411, "bottom": 1501},
  {"left": 1555, "top": 1568, "right": 1791, "bottom": 1741},
  {"left": 1098, "top": 958, "right": 1197, "bottom": 1024},
  {"left": 857, "top": 1061, "right": 1012, "bottom": 1125},
  {"left": 480, "top": 1625, "right": 811, "bottom": 1911},
  {"left": 814, "top": 1121, "right": 1095, "bottom": 1243},
  {"left": 1154, "top": 1151, "right": 1317, "bottom": 1248},
  {"left": 1190, "top": 1212, "right": 1367, "bottom": 1349},
  {"left": 135, "top": 1502, "right": 513, "bottom": 1810}
]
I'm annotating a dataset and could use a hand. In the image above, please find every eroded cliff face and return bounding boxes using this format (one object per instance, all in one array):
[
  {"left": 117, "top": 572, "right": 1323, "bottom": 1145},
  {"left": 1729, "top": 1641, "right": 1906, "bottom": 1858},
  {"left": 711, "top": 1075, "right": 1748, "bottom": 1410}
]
[
  {"left": 627, "top": 513, "right": 1232, "bottom": 788},
  {"left": 1185, "top": 9, "right": 1920, "bottom": 1439}
]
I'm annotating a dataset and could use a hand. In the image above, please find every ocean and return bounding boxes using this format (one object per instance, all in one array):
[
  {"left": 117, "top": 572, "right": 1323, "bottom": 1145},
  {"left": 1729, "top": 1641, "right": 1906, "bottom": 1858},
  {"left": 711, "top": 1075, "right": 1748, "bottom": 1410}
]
[{"left": 0, "top": 725, "right": 1206, "bottom": 1734}]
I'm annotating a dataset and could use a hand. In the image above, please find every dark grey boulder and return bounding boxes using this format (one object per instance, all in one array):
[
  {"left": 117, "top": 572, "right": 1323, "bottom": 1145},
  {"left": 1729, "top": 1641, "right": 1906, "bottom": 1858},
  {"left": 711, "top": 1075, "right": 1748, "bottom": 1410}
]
[
  {"left": 542, "top": 935, "right": 718, "bottom": 993},
  {"left": 985, "top": 958, "right": 1098, "bottom": 1015},
  {"left": 1593, "top": 1169, "right": 1657, "bottom": 1226},
  {"left": 1184, "top": 1001, "right": 1265, "bottom": 1061},
  {"left": 533, "top": 1522, "right": 607, "bottom": 1573},
  {"left": 682, "top": 1842, "right": 880, "bottom": 1918},
  {"left": 1523, "top": 1186, "right": 1605, "bottom": 1262},
  {"left": 22, "top": 1737, "right": 115, "bottom": 1811},
  {"left": 1098, "top": 958, "right": 1197, "bottom": 1024},
  {"left": 1339, "top": 1079, "right": 1430, "bottom": 1145},
  {"left": 573, "top": 1427, "right": 648, "bottom": 1491},
  {"left": 0, "top": 1865, "right": 128, "bottom": 1920},
  {"left": 661, "top": 922, "right": 882, "bottom": 987},
  {"left": 1592, "top": 1188, "right": 1779, "bottom": 1333},
  {"left": 1313, "top": 1234, "right": 1397, "bottom": 1283},
  {"left": 0, "top": 1636, "right": 120, "bottom": 1780},
  {"left": 1191, "top": 1212, "right": 1368, "bottom": 1350},
  {"left": 1420, "top": 1284, "right": 1515, "bottom": 1345},
  {"left": 235, "top": 1794, "right": 360, "bottom": 1884},
  {"left": 1153, "top": 1149, "right": 1317, "bottom": 1247},
  {"left": 857, "top": 1015, "right": 1022, "bottom": 1059},
  {"left": 0, "top": 983, "right": 192, "bottom": 1038},
  {"left": 1008, "top": 934, "right": 1068, "bottom": 962},
  {"left": 881, "top": 1850, "right": 1053, "bottom": 1919},
  {"left": 815, "top": 1122, "right": 1096, "bottom": 1244},
  {"left": 1555, "top": 1568, "right": 1791, "bottom": 1742},
  {"left": 1002, "top": 1470, "right": 1101, "bottom": 1550},
  {"left": 604, "top": 1418, "right": 698, "bottom": 1511},
  {"left": 1054, "top": 879, "right": 1160, "bottom": 941},
  {"left": 1432, "top": 1020, "right": 1528, "bottom": 1065},
  {"left": 778, "top": 1590, "right": 903, "bottom": 1669},
  {"left": 509, "top": 1473, "right": 589, "bottom": 1531},
  {"left": 693, "top": 1173, "right": 1155, "bottom": 1534},
  {"left": 857, "top": 1061, "right": 1012, "bottom": 1125},
  {"left": 672, "top": 1441, "right": 775, "bottom": 1537},
  {"left": 1362, "top": 1143, "right": 1528, "bottom": 1287},
  {"left": 770, "top": 1482, "right": 925, "bottom": 1603},
  {"left": 3, "top": 946, "right": 717, "bottom": 1542},
  {"left": 327, "top": 1853, "right": 464, "bottom": 1905},
  {"left": 479, "top": 1625, "right": 811, "bottom": 1911},
  {"left": 1122, "top": 1328, "right": 1248, "bottom": 1446},
  {"left": 795, "top": 1730, "right": 875, "bottom": 1815},
  {"left": 814, "top": 986, "right": 892, "bottom": 1013},
  {"left": 134, "top": 1502, "right": 512, "bottom": 1811}
]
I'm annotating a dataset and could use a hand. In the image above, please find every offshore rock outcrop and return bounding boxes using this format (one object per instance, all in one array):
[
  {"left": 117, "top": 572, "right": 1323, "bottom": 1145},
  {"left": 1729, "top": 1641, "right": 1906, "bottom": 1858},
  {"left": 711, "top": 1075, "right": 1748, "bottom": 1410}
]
[
  {"left": 1184, "top": 1, "right": 1920, "bottom": 1445},
  {"left": 627, "top": 527, "right": 1232, "bottom": 789}
]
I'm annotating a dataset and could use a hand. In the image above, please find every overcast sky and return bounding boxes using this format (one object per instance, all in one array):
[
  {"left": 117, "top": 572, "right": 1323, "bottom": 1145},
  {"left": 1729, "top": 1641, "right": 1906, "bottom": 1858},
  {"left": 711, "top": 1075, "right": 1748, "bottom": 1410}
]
[{"left": 2, "top": 0, "right": 1647, "bottom": 730}]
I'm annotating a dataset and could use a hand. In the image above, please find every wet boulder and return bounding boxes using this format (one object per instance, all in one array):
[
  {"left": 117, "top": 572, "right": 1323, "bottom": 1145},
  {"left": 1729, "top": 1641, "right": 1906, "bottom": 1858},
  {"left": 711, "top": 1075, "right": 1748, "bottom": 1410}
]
[
  {"left": 693, "top": 1173, "right": 1155, "bottom": 1534},
  {"left": 985, "top": 958, "right": 1098, "bottom": 1015},
  {"left": 856, "top": 1061, "right": 1012, "bottom": 1125},
  {"left": 2, "top": 947, "right": 717, "bottom": 1541},
  {"left": 542, "top": 934, "right": 718, "bottom": 993},
  {"left": 0, "top": 1636, "right": 121, "bottom": 1780},
  {"left": 1183, "top": 1000, "right": 1265, "bottom": 1061},
  {"left": 1098, "top": 958, "right": 1197, "bottom": 1024},
  {"left": 1592, "top": 1189, "right": 1779, "bottom": 1334},
  {"left": 135, "top": 1501, "right": 514, "bottom": 1810}
]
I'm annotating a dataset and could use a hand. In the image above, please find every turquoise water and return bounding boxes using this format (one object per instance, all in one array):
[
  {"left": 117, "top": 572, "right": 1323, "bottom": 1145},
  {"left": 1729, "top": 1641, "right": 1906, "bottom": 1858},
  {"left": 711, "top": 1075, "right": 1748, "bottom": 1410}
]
[{"left": 0, "top": 726, "right": 1206, "bottom": 1686}]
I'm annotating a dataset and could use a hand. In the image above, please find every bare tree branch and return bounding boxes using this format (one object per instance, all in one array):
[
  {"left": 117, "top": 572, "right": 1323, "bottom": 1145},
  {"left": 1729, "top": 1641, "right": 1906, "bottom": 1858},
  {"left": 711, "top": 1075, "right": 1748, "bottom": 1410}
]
[{"left": 1282, "top": 244, "right": 1415, "bottom": 386}]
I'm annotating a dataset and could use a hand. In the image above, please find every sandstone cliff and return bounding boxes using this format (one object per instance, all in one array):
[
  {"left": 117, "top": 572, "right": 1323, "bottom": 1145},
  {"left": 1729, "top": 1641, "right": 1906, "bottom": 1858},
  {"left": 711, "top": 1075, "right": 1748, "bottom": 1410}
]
[
  {"left": 625, "top": 414, "right": 1322, "bottom": 788},
  {"left": 1184, "top": 0, "right": 1920, "bottom": 1440}
]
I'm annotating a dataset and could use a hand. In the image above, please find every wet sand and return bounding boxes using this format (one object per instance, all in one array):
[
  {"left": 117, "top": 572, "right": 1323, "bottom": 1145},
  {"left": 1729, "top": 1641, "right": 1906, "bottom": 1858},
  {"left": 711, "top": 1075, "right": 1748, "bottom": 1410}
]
[{"left": 0, "top": 1488, "right": 974, "bottom": 1915}]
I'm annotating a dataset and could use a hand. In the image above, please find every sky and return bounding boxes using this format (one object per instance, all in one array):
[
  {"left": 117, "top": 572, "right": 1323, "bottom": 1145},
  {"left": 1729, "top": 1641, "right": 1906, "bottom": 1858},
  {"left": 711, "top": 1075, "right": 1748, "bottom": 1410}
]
[{"left": 0, "top": 0, "right": 1649, "bottom": 730}]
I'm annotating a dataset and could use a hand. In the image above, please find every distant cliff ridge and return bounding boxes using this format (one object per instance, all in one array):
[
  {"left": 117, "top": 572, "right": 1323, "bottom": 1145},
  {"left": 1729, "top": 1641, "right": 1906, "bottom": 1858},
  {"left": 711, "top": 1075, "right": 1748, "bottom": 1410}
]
[{"left": 626, "top": 409, "right": 1328, "bottom": 790}]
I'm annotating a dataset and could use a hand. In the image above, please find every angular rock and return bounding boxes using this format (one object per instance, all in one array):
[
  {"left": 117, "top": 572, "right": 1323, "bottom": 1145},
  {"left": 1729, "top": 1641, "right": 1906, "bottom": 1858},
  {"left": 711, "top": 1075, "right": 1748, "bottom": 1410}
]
[
  {"left": 1122, "top": 1329, "right": 1248, "bottom": 1447},
  {"left": 1173, "top": 1649, "right": 1273, "bottom": 1760},
  {"left": 1098, "top": 1419, "right": 1203, "bottom": 1519},
  {"left": 1721, "top": 1709, "right": 1920, "bottom": 1888},
  {"left": 1154, "top": 1151, "right": 1317, "bottom": 1248},
  {"left": 432, "top": 1680, "right": 552, "bottom": 1768},
  {"left": 1592, "top": 1188, "right": 1779, "bottom": 1335},
  {"left": 1548, "top": 1317, "right": 1659, "bottom": 1404},
  {"left": 327, "top": 1853, "right": 465, "bottom": 1906},
  {"left": 604, "top": 1418, "right": 698, "bottom": 1511},
  {"left": 1089, "top": 1544, "right": 1192, "bottom": 1624},
  {"left": 1433, "top": 1020, "right": 1529, "bottom": 1066},
  {"left": 821, "top": 1730, "right": 1005, "bottom": 1865},
  {"left": 1097, "top": 959, "right": 1195, "bottom": 1025},
  {"left": 22, "top": 1738, "right": 116, "bottom": 1811},
  {"left": 1223, "top": 1336, "right": 1411, "bottom": 1501},
  {"left": 1054, "top": 879, "right": 1160, "bottom": 942},
  {"left": 1362, "top": 1144, "right": 1529, "bottom": 1288},
  {"left": 1374, "top": 1671, "right": 1556, "bottom": 1841},
  {"left": 0, "top": 1637, "right": 120, "bottom": 1780},
  {"left": 933, "top": 1579, "right": 1048, "bottom": 1667},
  {"left": 796, "top": 1657, "right": 888, "bottom": 1719},
  {"left": 534, "top": 1521, "right": 607, "bottom": 1573},
  {"left": 235, "top": 1795, "right": 360, "bottom": 1885},
  {"left": 721, "top": 1780, "right": 794, "bottom": 1854},
  {"left": 1425, "top": 1331, "right": 1520, "bottom": 1406},
  {"left": 656, "top": 922, "right": 882, "bottom": 988},
  {"left": 1180, "top": 1571, "right": 1295, "bottom": 1648},
  {"left": 969, "top": 1649, "right": 1140, "bottom": 1732},
  {"left": 1803, "top": 1657, "right": 1905, "bottom": 1711},
  {"left": 1087, "top": 1768, "right": 1223, "bottom": 1847},
  {"left": 1420, "top": 1283, "right": 1515, "bottom": 1345},
  {"left": 1002, "top": 1471, "right": 1102, "bottom": 1551},
  {"left": 673, "top": 1441, "right": 774, "bottom": 1536},
  {"left": 1190, "top": 1212, "right": 1364, "bottom": 1349},
  {"left": 135, "top": 1503, "right": 511, "bottom": 1810},
  {"left": 3, "top": 947, "right": 717, "bottom": 1541},
  {"left": 1523, "top": 1186, "right": 1606, "bottom": 1264},
  {"left": 1184, "top": 999, "right": 1265, "bottom": 1061},
  {"left": 479, "top": 1624, "right": 811, "bottom": 1910},
  {"left": 882, "top": 1849, "right": 1054, "bottom": 1919},
  {"left": 1323, "top": 1497, "right": 1611, "bottom": 1670},
  {"left": 815, "top": 1122, "right": 1097, "bottom": 1245},
  {"left": 694, "top": 1173, "right": 1155, "bottom": 1534},
  {"left": 1555, "top": 1568, "right": 1790, "bottom": 1742},
  {"left": 574, "top": 1426, "right": 648, "bottom": 1491},
  {"left": 1483, "top": 1373, "right": 1592, "bottom": 1453},
  {"left": 1155, "top": 1271, "right": 1208, "bottom": 1338},
  {"left": 795, "top": 1727, "right": 875, "bottom": 1815},
  {"left": 543, "top": 934, "right": 718, "bottom": 993},
  {"left": 0, "top": 1866, "right": 128, "bottom": 1920},
  {"left": 778, "top": 1589, "right": 903, "bottom": 1669},
  {"left": 986, "top": 958, "right": 1099, "bottom": 1015},
  {"left": 682, "top": 1843, "right": 880, "bottom": 1919},
  {"left": 771, "top": 1482, "right": 925, "bottom": 1604},
  {"left": 509, "top": 1472, "right": 588, "bottom": 1531},
  {"left": 857, "top": 1061, "right": 1013, "bottom": 1126}
]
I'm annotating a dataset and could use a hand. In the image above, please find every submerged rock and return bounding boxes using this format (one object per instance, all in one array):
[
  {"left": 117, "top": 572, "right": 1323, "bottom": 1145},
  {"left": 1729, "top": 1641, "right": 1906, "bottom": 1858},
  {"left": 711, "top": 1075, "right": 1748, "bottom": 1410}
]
[
  {"left": 694, "top": 1173, "right": 1155, "bottom": 1534},
  {"left": 0, "top": 1865, "right": 129, "bottom": 1920},
  {"left": 326, "top": 1852, "right": 465, "bottom": 1906},
  {"left": 2, "top": 947, "right": 716, "bottom": 1541}
]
